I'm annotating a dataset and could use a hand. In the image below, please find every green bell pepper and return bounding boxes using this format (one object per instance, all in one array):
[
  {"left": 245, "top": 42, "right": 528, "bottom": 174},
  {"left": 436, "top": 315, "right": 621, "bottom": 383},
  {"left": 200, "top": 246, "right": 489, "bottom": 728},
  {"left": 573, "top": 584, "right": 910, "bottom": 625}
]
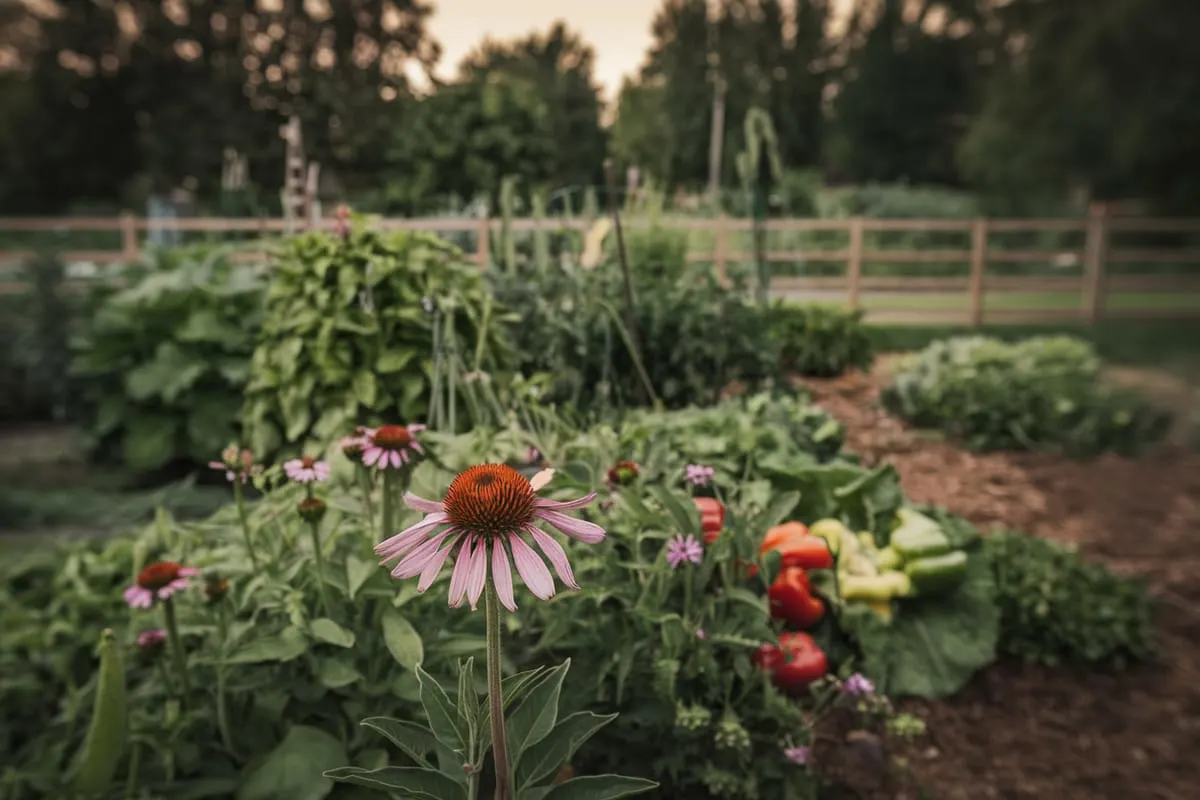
[
  {"left": 840, "top": 571, "right": 912, "bottom": 602},
  {"left": 890, "top": 521, "right": 951, "bottom": 561},
  {"left": 904, "top": 551, "right": 968, "bottom": 596}
]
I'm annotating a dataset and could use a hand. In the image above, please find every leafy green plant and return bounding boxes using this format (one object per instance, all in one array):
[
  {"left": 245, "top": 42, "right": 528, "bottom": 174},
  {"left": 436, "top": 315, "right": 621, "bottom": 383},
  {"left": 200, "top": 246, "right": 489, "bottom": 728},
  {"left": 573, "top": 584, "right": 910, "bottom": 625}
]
[
  {"left": 0, "top": 253, "right": 75, "bottom": 423},
  {"left": 243, "top": 219, "right": 514, "bottom": 458},
  {"left": 881, "top": 335, "right": 1172, "bottom": 456},
  {"left": 70, "top": 245, "right": 264, "bottom": 475},
  {"left": 984, "top": 532, "right": 1155, "bottom": 666},
  {"left": 489, "top": 226, "right": 782, "bottom": 413},
  {"left": 769, "top": 303, "right": 875, "bottom": 378}
]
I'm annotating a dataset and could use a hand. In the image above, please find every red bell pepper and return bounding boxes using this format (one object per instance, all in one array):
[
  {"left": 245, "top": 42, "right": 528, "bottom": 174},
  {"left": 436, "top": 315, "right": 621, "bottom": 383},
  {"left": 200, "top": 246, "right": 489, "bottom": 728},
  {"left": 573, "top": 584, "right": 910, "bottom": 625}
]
[
  {"left": 753, "top": 632, "right": 828, "bottom": 695},
  {"left": 767, "top": 567, "right": 825, "bottom": 629},
  {"left": 694, "top": 497, "right": 725, "bottom": 544},
  {"left": 747, "top": 522, "right": 834, "bottom": 578}
]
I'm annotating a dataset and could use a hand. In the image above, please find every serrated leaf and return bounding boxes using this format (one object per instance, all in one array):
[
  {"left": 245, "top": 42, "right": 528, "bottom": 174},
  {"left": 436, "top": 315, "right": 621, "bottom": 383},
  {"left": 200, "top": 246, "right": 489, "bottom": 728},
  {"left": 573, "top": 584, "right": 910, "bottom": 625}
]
[
  {"left": 359, "top": 717, "right": 465, "bottom": 780},
  {"left": 323, "top": 766, "right": 464, "bottom": 800},
  {"left": 505, "top": 659, "right": 570, "bottom": 763},
  {"left": 415, "top": 665, "right": 463, "bottom": 751}
]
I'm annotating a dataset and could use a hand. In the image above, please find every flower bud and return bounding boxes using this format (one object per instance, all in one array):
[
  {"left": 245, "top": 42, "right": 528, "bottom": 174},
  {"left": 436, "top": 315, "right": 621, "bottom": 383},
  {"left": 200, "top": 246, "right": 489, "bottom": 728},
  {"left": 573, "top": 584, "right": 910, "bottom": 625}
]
[{"left": 298, "top": 496, "right": 328, "bottom": 524}]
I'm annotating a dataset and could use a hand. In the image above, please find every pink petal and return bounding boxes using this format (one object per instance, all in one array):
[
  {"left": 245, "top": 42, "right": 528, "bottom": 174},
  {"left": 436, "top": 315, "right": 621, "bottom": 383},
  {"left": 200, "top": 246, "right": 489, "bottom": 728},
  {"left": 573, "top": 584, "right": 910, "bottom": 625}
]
[
  {"left": 535, "top": 509, "right": 606, "bottom": 544},
  {"left": 208, "top": 461, "right": 225, "bottom": 470},
  {"left": 509, "top": 536, "right": 555, "bottom": 600},
  {"left": 391, "top": 450, "right": 404, "bottom": 469},
  {"left": 465, "top": 540, "right": 489, "bottom": 610},
  {"left": 407, "top": 424, "right": 426, "bottom": 434},
  {"left": 124, "top": 586, "right": 150, "bottom": 608},
  {"left": 375, "top": 512, "right": 448, "bottom": 562},
  {"left": 399, "top": 449, "right": 410, "bottom": 464},
  {"left": 528, "top": 527, "right": 579, "bottom": 589},
  {"left": 534, "top": 492, "right": 598, "bottom": 511},
  {"left": 157, "top": 585, "right": 176, "bottom": 600},
  {"left": 178, "top": 567, "right": 200, "bottom": 577},
  {"left": 417, "top": 533, "right": 461, "bottom": 592},
  {"left": 410, "top": 440, "right": 424, "bottom": 454},
  {"left": 529, "top": 469, "right": 555, "bottom": 491},
  {"left": 403, "top": 493, "right": 444, "bottom": 514},
  {"left": 363, "top": 447, "right": 383, "bottom": 467},
  {"left": 492, "top": 541, "right": 517, "bottom": 611},
  {"left": 447, "top": 536, "right": 476, "bottom": 608},
  {"left": 315, "top": 463, "right": 330, "bottom": 479},
  {"left": 391, "top": 530, "right": 453, "bottom": 579}
]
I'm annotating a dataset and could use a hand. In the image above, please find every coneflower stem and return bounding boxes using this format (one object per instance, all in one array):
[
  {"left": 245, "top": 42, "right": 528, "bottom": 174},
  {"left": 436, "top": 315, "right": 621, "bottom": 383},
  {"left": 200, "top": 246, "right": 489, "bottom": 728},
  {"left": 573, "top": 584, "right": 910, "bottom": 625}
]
[
  {"left": 216, "top": 604, "right": 236, "bottom": 758},
  {"left": 308, "top": 520, "right": 332, "bottom": 618},
  {"left": 485, "top": 580, "right": 512, "bottom": 800},
  {"left": 162, "top": 599, "right": 191, "bottom": 700},
  {"left": 124, "top": 739, "right": 141, "bottom": 799},
  {"left": 232, "top": 481, "right": 260, "bottom": 570},
  {"left": 357, "top": 465, "right": 376, "bottom": 531},
  {"left": 381, "top": 470, "right": 396, "bottom": 540}
]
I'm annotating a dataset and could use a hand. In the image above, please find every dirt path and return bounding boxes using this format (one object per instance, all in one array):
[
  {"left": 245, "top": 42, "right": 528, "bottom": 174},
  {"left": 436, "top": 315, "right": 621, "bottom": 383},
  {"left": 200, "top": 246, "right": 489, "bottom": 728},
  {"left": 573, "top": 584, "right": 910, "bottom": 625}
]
[{"left": 801, "top": 367, "right": 1200, "bottom": 800}]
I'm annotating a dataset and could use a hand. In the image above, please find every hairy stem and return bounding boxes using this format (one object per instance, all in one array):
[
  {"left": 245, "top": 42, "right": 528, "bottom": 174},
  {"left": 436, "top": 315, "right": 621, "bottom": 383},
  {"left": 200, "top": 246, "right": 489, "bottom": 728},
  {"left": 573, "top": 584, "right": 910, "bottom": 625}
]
[
  {"left": 485, "top": 581, "right": 512, "bottom": 800},
  {"left": 232, "top": 481, "right": 260, "bottom": 570},
  {"left": 308, "top": 520, "right": 332, "bottom": 618},
  {"left": 162, "top": 599, "right": 191, "bottom": 700}
]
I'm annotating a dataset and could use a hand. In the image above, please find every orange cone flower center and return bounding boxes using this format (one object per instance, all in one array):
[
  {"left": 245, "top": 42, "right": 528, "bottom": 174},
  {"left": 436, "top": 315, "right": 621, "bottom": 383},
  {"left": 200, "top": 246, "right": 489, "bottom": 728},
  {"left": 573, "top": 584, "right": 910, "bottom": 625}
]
[
  {"left": 138, "top": 561, "right": 183, "bottom": 591},
  {"left": 443, "top": 464, "right": 536, "bottom": 537},
  {"left": 300, "top": 455, "right": 316, "bottom": 468},
  {"left": 372, "top": 425, "right": 412, "bottom": 450}
]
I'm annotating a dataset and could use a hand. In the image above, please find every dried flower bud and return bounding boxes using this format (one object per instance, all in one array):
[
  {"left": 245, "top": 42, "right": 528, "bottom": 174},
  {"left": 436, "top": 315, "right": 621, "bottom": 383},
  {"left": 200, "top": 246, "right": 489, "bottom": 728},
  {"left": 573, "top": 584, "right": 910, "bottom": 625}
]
[
  {"left": 298, "top": 496, "right": 328, "bottom": 524},
  {"left": 204, "top": 575, "right": 230, "bottom": 605}
]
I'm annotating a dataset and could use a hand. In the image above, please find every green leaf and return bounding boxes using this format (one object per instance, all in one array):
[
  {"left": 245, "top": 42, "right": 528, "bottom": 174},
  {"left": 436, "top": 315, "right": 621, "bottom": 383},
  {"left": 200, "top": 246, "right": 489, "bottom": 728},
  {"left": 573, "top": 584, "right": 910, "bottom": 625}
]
[
  {"left": 311, "top": 618, "right": 356, "bottom": 648},
  {"left": 323, "top": 766, "right": 464, "bottom": 800},
  {"left": 758, "top": 490, "right": 801, "bottom": 530},
  {"left": 840, "top": 551, "right": 999, "bottom": 699},
  {"left": 225, "top": 628, "right": 309, "bottom": 664},
  {"left": 415, "top": 664, "right": 464, "bottom": 751},
  {"left": 360, "top": 717, "right": 465, "bottom": 780},
  {"left": 121, "top": 414, "right": 179, "bottom": 472},
  {"left": 506, "top": 659, "right": 570, "bottom": 763},
  {"left": 539, "top": 775, "right": 659, "bottom": 800},
  {"left": 346, "top": 556, "right": 376, "bottom": 600},
  {"left": 376, "top": 348, "right": 416, "bottom": 373},
  {"left": 352, "top": 371, "right": 377, "bottom": 407},
  {"left": 381, "top": 610, "right": 424, "bottom": 670},
  {"left": 516, "top": 712, "right": 617, "bottom": 789},
  {"left": 237, "top": 725, "right": 347, "bottom": 800},
  {"left": 647, "top": 485, "right": 697, "bottom": 535},
  {"left": 315, "top": 657, "right": 362, "bottom": 690}
]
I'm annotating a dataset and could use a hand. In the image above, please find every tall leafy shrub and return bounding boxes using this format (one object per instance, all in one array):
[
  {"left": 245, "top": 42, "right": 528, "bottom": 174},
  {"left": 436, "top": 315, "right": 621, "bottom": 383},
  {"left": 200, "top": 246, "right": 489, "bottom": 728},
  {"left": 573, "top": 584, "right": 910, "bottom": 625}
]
[
  {"left": 243, "top": 223, "right": 512, "bottom": 457},
  {"left": 71, "top": 246, "right": 264, "bottom": 474}
]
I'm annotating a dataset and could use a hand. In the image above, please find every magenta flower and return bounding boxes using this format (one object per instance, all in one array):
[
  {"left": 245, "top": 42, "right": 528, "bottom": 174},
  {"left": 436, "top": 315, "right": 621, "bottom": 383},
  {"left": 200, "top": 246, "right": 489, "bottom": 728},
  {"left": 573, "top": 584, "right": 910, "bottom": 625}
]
[
  {"left": 374, "top": 464, "right": 604, "bottom": 612},
  {"left": 842, "top": 673, "right": 875, "bottom": 696},
  {"left": 284, "top": 455, "right": 330, "bottom": 484},
  {"left": 124, "top": 562, "right": 199, "bottom": 609},
  {"left": 362, "top": 424, "right": 425, "bottom": 470},
  {"left": 696, "top": 628, "right": 707, "bottom": 640},
  {"left": 665, "top": 533, "right": 704, "bottom": 568},
  {"left": 784, "top": 746, "right": 811, "bottom": 766},
  {"left": 137, "top": 629, "right": 168, "bottom": 649},
  {"left": 685, "top": 464, "right": 715, "bottom": 486}
]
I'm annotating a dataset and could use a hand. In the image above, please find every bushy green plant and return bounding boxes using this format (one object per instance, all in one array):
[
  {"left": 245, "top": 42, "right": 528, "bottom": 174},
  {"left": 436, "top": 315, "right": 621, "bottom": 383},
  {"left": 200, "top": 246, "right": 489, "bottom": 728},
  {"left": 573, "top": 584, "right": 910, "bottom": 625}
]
[
  {"left": 0, "top": 253, "right": 74, "bottom": 423},
  {"left": 488, "top": 226, "right": 782, "bottom": 412},
  {"left": 881, "top": 335, "right": 1172, "bottom": 456},
  {"left": 768, "top": 303, "right": 875, "bottom": 378},
  {"left": 242, "top": 219, "right": 514, "bottom": 458},
  {"left": 984, "top": 532, "right": 1154, "bottom": 666},
  {"left": 70, "top": 246, "right": 264, "bottom": 475}
]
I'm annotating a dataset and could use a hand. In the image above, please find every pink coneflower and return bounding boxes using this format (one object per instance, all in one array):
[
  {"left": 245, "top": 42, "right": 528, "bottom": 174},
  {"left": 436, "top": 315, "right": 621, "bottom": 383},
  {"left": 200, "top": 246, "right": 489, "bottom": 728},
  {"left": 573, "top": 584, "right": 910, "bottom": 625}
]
[
  {"left": 842, "top": 673, "right": 875, "bottom": 696},
  {"left": 340, "top": 433, "right": 367, "bottom": 459},
  {"left": 784, "top": 745, "right": 811, "bottom": 765},
  {"left": 665, "top": 533, "right": 704, "bottom": 568},
  {"left": 284, "top": 455, "right": 330, "bottom": 484},
  {"left": 362, "top": 424, "right": 425, "bottom": 470},
  {"left": 333, "top": 204, "right": 352, "bottom": 239},
  {"left": 527, "top": 446, "right": 542, "bottom": 464},
  {"left": 208, "top": 444, "right": 260, "bottom": 483},
  {"left": 685, "top": 464, "right": 715, "bottom": 486},
  {"left": 137, "top": 628, "right": 168, "bottom": 657},
  {"left": 375, "top": 464, "right": 604, "bottom": 611},
  {"left": 124, "top": 562, "right": 199, "bottom": 609}
]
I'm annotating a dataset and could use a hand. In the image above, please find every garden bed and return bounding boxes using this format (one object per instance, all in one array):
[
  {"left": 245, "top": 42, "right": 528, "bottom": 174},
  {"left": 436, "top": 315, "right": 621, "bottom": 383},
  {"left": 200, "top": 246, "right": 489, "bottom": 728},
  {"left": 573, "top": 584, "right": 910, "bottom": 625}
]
[{"left": 799, "top": 365, "right": 1200, "bottom": 800}]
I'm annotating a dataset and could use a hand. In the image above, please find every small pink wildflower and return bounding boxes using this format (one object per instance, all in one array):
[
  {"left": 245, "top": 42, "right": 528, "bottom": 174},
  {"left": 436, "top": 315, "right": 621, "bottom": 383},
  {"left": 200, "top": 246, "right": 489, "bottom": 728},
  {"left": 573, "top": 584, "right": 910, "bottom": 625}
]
[
  {"left": 137, "top": 628, "right": 168, "bottom": 651},
  {"left": 843, "top": 673, "right": 875, "bottom": 696},
  {"left": 784, "top": 745, "right": 811, "bottom": 766},
  {"left": 284, "top": 455, "right": 330, "bottom": 484},
  {"left": 375, "top": 464, "right": 604, "bottom": 611},
  {"left": 665, "top": 533, "right": 704, "bottom": 568},
  {"left": 362, "top": 424, "right": 425, "bottom": 471},
  {"left": 208, "top": 444, "right": 260, "bottom": 483},
  {"left": 527, "top": 446, "right": 542, "bottom": 464},
  {"left": 696, "top": 628, "right": 707, "bottom": 640},
  {"left": 685, "top": 464, "right": 715, "bottom": 486},
  {"left": 124, "top": 562, "right": 199, "bottom": 609}
]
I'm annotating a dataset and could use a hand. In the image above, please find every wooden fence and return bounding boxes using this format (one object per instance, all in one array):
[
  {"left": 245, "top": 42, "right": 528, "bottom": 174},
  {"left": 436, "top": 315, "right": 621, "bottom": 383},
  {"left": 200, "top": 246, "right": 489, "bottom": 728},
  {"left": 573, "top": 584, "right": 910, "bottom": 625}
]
[{"left": 1, "top": 210, "right": 1199, "bottom": 326}]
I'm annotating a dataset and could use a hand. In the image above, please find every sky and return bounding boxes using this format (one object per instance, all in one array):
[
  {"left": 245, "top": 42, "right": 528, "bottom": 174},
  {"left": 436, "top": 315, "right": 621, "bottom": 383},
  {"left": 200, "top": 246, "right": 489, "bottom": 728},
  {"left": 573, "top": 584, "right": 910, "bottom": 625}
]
[{"left": 425, "top": 1, "right": 658, "bottom": 98}]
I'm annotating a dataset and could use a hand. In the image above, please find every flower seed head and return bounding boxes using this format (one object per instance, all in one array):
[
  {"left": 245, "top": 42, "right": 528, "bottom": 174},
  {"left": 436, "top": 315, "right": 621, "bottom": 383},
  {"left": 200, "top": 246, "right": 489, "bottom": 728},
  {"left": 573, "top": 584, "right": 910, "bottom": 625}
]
[
  {"left": 137, "top": 562, "right": 186, "bottom": 591},
  {"left": 298, "top": 496, "right": 328, "bottom": 524},
  {"left": 372, "top": 425, "right": 412, "bottom": 450},
  {"left": 443, "top": 464, "right": 536, "bottom": 537}
]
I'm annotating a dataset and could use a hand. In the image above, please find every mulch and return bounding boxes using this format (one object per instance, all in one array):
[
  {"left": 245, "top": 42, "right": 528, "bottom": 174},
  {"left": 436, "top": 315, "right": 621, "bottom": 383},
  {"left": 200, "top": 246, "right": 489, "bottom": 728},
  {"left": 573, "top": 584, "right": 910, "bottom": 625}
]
[{"left": 800, "top": 367, "right": 1200, "bottom": 800}]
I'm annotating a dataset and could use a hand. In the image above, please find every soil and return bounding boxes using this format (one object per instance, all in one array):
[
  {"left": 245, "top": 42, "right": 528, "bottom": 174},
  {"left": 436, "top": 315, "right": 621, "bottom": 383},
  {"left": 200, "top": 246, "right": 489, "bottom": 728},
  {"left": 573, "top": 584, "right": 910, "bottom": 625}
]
[{"left": 799, "top": 363, "right": 1200, "bottom": 800}]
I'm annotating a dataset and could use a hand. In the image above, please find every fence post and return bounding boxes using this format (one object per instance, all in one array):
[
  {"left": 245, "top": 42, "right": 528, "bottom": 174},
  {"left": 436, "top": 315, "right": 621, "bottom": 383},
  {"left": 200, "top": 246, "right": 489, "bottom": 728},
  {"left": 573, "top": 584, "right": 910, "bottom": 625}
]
[
  {"left": 713, "top": 214, "right": 728, "bottom": 285},
  {"left": 846, "top": 217, "right": 864, "bottom": 310},
  {"left": 968, "top": 218, "right": 987, "bottom": 326},
  {"left": 475, "top": 217, "right": 489, "bottom": 269},
  {"left": 119, "top": 211, "right": 139, "bottom": 261},
  {"left": 1082, "top": 203, "right": 1109, "bottom": 324}
]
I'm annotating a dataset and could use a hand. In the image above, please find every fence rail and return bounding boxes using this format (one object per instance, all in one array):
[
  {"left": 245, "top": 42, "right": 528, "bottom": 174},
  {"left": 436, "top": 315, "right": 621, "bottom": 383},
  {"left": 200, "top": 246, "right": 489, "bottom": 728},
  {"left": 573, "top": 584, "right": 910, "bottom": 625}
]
[{"left": 1, "top": 210, "right": 1199, "bottom": 326}]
